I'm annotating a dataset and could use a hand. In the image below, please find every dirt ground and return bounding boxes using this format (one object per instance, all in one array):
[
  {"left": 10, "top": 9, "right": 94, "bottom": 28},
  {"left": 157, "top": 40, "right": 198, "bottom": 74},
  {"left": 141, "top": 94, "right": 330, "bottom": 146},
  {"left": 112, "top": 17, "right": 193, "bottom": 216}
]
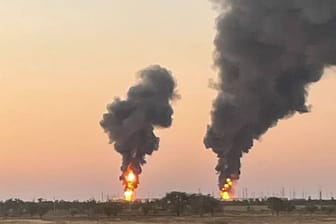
[{"left": 1, "top": 215, "right": 336, "bottom": 224}]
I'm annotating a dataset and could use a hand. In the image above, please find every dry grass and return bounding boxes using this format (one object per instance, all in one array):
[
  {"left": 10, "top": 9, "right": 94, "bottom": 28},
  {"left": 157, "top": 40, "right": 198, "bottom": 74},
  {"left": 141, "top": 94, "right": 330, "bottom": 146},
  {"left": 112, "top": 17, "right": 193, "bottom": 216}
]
[{"left": 1, "top": 215, "right": 336, "bottom": 224}]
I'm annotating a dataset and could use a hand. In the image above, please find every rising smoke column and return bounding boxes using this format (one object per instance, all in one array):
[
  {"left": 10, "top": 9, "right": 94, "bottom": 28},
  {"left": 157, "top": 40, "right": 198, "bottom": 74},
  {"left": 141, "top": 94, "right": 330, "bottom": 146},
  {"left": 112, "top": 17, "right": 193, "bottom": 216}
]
[
  {"left": 204, "top": 0, "right": 336, "bottom": 193},
  {"left": 100, "top": 65, "right": 178, "bottom": 199}
]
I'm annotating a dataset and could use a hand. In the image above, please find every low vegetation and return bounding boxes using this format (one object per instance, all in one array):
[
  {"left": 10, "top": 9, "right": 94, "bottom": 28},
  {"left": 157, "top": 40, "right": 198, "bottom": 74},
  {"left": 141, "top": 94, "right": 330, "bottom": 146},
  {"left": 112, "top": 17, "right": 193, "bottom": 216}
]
[{"left": 0, "top": 193, "right": 335, "bottom": 220}]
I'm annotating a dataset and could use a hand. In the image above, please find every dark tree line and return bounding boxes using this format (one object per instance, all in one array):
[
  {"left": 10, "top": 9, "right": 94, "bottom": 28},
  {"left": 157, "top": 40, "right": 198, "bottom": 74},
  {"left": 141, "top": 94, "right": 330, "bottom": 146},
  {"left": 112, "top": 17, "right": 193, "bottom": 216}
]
[
  {"left": 160, "top": 192, "right": 222, "bottom": 216},
  {"left": 0, "top": 194, "right": 335, "bottom": 218},
  {"left": 0, "top": 198, "right": 49, "bottom": 218},
  {"left": 267, "top": 197, "right": 336, "bottom": 216},
  {"left": 0, "top": 193, "right": 222, "bottom": 218}
]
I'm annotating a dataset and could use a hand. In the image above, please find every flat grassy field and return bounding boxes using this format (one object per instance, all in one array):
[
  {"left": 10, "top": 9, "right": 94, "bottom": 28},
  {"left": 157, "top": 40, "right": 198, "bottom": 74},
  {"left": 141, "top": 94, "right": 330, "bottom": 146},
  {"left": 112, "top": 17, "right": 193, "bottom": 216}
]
[{"left": 1, "top": 215, "right": 336, "bottom": 224}]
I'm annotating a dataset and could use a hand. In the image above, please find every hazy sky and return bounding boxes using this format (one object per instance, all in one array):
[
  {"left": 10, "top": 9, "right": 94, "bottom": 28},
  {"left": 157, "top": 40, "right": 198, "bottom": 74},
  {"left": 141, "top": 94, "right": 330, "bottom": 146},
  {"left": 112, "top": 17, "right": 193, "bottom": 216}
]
[{"left": 1, "top": 0, "right": 336, "bottom": 201}]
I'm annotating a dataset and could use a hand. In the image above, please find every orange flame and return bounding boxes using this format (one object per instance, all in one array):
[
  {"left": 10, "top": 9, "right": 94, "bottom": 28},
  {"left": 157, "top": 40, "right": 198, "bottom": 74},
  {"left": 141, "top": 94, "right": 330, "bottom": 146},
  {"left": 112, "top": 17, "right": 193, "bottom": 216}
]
[
  {"left": 220, "top": 178, "right": 234, "bottom": 200},
  {"left": 121, "top": 165, "right": 139, "bottom": 202}
]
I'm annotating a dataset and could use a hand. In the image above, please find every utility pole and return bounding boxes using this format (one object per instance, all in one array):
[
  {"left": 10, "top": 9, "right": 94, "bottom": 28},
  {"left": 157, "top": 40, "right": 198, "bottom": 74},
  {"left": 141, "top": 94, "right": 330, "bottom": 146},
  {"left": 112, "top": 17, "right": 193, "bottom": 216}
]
[
  {"left": 293, "top": 188, "right": 296, "bottom": 200},
  {"left": 281, "top": 187, "right": 285, "bottom": 198},
  {"left": 53, "top": 197, "right": 56, "bottom": 216}
]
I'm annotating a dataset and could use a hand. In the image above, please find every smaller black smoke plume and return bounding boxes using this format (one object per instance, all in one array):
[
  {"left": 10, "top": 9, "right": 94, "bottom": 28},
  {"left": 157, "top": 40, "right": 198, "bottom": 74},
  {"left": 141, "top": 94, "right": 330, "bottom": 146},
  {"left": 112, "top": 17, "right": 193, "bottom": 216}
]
[{"left": 100, "top": 65, "right": 178, "bottom": 176}]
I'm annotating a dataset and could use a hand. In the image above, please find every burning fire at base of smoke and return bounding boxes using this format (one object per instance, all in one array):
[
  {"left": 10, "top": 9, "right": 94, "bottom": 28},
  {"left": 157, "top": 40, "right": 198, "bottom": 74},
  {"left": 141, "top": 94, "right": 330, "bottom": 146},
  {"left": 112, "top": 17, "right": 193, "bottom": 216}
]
[
  {"left": 120, "top": 165, "right": 139, "bottom": 202},
  {"left": 220, "top": 178, "right": 234, "bottom": 200}
]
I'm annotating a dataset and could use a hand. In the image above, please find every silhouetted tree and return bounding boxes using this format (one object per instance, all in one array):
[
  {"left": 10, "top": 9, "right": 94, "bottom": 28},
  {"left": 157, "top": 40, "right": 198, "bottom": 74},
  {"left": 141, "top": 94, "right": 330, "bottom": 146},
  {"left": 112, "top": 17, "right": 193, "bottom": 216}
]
[
  {"left": 103, "top": 201, "right": 123, "bottom": 217},
  {"left": 162, "top": 192, "right": 189, "bottom": 216},
  {"left": 141, "top": 200, "right": 154, "bottom": 216},
  {"left": 36, "top": 199, "right": 50, "bottom": 218},
  {"left": 1, "top": 199, "right": 25, "bottom": 217},
  {"left": 267, "top": 197, "right": 286, "bottom": 216},
  {"left": 26, "top": 202, "right": 38, "bottom": 217},
  {"left": 189, "top": 194, "right": 222, "bottom": 216},
  {"left": 85, "top": 199, "right": 97, "bottom": 217}
]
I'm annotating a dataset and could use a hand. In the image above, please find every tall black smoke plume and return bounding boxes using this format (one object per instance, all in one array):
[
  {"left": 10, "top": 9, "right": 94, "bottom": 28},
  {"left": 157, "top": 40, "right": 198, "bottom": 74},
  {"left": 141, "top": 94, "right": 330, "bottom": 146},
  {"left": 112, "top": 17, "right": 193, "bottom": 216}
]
[
  {"left": 205, "top": 0, "right": 336, "bottom": 189},
  {"left": 100, "top": 65, "right": 178, "bottom": 176}
]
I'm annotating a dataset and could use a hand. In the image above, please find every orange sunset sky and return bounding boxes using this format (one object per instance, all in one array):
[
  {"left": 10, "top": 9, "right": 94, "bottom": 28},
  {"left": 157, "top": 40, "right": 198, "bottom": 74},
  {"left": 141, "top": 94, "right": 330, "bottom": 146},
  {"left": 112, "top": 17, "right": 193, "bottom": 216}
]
[{"left": 1, "top": 0, "right": 336, "bottom": 201}]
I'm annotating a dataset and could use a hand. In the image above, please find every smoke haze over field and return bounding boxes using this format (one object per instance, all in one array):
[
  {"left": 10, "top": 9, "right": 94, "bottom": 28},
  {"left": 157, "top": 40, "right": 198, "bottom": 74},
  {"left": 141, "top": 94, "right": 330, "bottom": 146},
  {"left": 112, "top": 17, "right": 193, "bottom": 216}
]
[
  {"left": 205, "top": 0, "right": 336, "bottom": 189},
  {"left": 100, "top": 65, "right": 178, "bottom": 175}
]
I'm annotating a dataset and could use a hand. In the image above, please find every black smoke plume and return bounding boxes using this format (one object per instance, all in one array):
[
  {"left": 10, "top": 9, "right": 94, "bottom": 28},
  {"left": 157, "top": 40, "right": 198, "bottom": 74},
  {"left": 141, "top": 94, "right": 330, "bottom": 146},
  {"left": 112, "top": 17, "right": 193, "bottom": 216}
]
[
  {"left": 205, "top": 0, "right": 336, "bottom": 189},
  {"left": 100, "top": 65, "right": 178, "bottom": 176}
]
